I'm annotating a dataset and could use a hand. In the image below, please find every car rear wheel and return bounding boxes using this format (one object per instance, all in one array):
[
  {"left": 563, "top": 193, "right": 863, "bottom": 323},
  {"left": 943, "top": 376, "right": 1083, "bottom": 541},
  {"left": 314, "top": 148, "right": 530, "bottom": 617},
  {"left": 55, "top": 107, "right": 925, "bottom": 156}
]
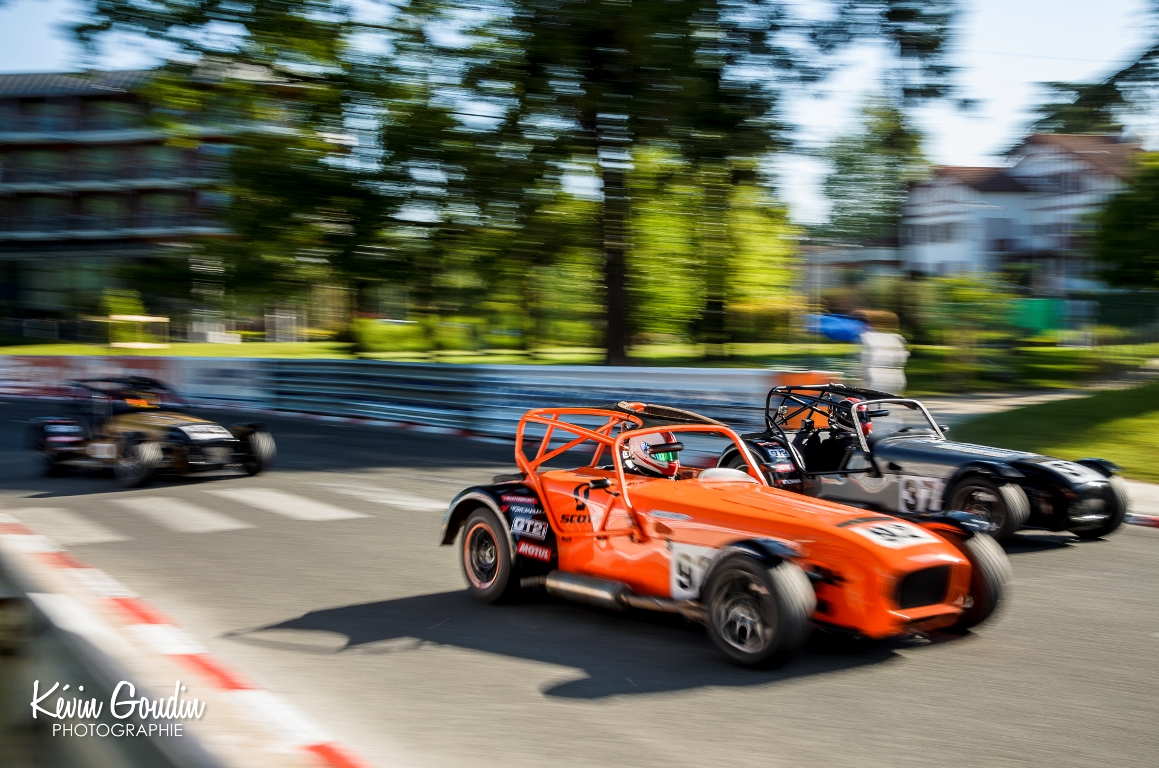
[
  {"left": 115, "top": 436, "right": 160, "bottom": 488},
  {"left": 704, "top": 555, "right": 814, "bottom": 667},
  {"left": 240, "top": 430, "right": 276, "bottom": 476},
  {"left": 948, "top": 533, "right": 1011, "bottom": 632},
  {"left": 27, "top": 430, "right": 66, "bottom": 478},
  {"left": 1074, "top": 476, "right": 1130, "bottom": 539},
  {"left": 460, "top": 508, "right": 520, "bottom": 603},
  {"left": 948, "top": 477, "right": 1029, "bottom": 541}
]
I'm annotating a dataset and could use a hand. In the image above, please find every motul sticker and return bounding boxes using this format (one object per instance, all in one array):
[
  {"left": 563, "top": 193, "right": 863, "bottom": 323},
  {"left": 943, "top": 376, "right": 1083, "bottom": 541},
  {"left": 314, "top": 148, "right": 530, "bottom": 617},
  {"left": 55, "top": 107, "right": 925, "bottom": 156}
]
[
  {"left": 851, "top": 521, "right": 940, "bottom": 549},
  {"left": 516, "top": 540, "right": 552, "bottom": 562}
]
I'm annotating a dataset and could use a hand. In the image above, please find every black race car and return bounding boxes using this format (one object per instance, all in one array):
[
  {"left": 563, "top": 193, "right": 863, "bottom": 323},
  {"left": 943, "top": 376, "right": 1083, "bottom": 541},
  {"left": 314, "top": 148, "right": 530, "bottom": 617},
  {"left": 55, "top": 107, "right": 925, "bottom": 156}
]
[
  {"left": 717, "top": 384, "right": 1129, "bottom": 540},
  {"left": 26, "top": 376, "right": 275, "bottom": 487}
]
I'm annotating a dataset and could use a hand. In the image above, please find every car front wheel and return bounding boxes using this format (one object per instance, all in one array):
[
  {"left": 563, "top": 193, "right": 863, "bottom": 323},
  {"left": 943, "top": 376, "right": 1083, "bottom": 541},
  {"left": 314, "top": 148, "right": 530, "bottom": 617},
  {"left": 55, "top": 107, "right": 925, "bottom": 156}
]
[
  {"left": 1073, "top": 476, "right": 1130, "bottom": 539},
  {"left": 240, "top": 430, "right": 276, "bottom": 476},
  {"left": 948, "top": 533, "right": 1012, "bottom": 632},
  {"left": 948, "top": 477, "right": 1029, "bottom": 541},
  {"left": 704, "top": 555, "right": 814, "bottom": 667}
]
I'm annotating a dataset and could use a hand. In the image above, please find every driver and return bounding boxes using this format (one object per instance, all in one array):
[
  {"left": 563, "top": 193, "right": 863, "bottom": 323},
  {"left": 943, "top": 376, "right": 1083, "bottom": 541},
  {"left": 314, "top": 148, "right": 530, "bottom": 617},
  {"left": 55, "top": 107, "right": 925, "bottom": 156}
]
[{"left": 622, "top": 431, "right": 681, "bottom": 478}]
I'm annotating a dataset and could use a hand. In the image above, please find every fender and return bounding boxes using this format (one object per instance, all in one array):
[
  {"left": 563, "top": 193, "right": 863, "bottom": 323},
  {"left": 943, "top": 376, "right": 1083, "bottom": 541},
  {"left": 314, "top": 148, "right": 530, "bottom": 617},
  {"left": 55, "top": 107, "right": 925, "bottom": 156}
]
[
  {"left": 700, "top": 537, "right": 804, "bottom": 593},
  {"left": 228, "top": 422, "right": 267, "bottom": 439},
  {"left": 26, "top": 417, "right": 86, "bottom": 448},
  {"left": 943, "top": 461, "right": 1024, "bottom": 503},
  {"left": 909, "top": 509, "right": 998, "bottom": 537},
  {"left": 441, "top": 484, "right": 555, "bottom": 567},
  {"left": 1075, "top": 458, "right": 1121, "bottom": 478}
]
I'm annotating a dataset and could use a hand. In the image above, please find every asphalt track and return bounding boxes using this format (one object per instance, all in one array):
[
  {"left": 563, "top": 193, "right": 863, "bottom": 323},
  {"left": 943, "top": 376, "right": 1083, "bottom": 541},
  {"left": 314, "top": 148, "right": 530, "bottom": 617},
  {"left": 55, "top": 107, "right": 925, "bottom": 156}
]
[{"left": 1, "top": 400, "right": 1157, "bottom": 768}]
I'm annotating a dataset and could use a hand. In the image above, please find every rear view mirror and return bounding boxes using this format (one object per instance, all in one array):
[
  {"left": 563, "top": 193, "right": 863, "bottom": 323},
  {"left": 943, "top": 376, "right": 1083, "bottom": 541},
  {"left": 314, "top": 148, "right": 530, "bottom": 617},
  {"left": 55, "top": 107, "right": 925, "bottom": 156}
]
[
  {"left": 647, "top": 441, "right": 684, "bottom": 456},
  {"left": 588, "top": 478, "right": 612, "bottom": 489},
  {"left": 939, "top": 425, "right": 950, "bottom": 433}
]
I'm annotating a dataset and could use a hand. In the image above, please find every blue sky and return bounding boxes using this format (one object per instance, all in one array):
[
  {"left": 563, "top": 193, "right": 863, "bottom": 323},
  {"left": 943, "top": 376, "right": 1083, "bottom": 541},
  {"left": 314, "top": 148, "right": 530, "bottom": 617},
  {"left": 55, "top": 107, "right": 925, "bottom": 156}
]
[{"left": 1, "top": 0, "right": 1154, "bottom": 222}]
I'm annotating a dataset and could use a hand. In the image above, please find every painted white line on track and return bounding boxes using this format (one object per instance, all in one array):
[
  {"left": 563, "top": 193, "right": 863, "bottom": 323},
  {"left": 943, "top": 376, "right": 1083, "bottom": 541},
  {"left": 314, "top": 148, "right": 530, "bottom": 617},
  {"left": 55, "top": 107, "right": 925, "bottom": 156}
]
[
  {"left": 206, "top": 488, "right": 368, "bottom": 521},
  {"left": 114, "top": 496, "right": 254, "bottom": 533},
  {"left": 9, "top": 507, "right": 127, "bottom": 546},
  {"left": 312, "top": 481, "right": 447, "bottom": 511}
]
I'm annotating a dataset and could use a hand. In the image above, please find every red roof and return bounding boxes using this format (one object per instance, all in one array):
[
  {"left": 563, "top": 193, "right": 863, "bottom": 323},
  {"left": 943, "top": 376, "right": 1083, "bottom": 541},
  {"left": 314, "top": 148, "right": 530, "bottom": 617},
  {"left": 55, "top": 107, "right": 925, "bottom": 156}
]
[{"left": 1012, "top": 134, "right": 1143, "bottom": 180}]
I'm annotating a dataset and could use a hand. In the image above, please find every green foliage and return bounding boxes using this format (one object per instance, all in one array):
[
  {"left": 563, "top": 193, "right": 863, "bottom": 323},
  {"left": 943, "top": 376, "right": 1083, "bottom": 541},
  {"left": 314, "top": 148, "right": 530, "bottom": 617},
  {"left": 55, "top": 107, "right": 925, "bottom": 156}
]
[
  {"left": 821, "top": 97, "right": 927, "bottom": 243},
  {"left": 101, "top": 288, "right": 145, "bottom": 317},
  {"left": 1031, "top": 81, "right": 1128, "bottom": 134},
  {"left": 954, "top": 380, "right": 1159, "bottom": 482},
  {"left": 350, "top": 319, "right": 429, "bottom": 354},
  {"left": 1095, "top": 154, "right": 1159, "bottom": 287}
]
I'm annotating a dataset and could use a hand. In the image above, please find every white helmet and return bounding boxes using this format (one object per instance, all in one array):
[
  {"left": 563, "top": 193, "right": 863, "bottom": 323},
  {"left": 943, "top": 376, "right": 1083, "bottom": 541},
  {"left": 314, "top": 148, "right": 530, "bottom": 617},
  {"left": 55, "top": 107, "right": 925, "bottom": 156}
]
[{"left": 622, "top": 431, "right": 681, "bottom": 478}]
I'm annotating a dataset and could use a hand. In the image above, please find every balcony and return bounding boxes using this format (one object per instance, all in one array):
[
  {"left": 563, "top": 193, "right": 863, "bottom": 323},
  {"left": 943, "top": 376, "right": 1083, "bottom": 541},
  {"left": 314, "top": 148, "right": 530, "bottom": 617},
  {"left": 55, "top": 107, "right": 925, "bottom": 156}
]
[{"left": 0, "top": 212, "right": 227, "bottom": 241}]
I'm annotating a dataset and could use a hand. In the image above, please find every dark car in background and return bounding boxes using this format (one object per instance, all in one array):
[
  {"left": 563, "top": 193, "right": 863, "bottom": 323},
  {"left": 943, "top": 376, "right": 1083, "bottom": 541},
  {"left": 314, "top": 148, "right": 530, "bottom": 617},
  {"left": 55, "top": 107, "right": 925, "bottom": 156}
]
[
  {"left": 717, "top": 384, "right": 1129, "bottom": 540},
  {"left": 26, "top": 376, "right": 275, "bottom": 487}
]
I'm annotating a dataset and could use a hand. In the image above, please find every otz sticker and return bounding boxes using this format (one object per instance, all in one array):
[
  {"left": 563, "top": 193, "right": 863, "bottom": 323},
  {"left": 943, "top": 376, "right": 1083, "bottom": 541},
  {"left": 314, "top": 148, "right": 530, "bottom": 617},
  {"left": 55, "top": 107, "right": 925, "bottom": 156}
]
[{"left": 510, "top": 517, "right": 548, "bottom": 540}]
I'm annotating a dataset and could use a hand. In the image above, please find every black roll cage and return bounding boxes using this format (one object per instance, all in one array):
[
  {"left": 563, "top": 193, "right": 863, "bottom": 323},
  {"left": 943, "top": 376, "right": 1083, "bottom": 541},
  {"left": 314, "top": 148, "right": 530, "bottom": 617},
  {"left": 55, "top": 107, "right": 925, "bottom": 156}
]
[{"left": 760, "top": 384, "right": 945, "bottom": 477}]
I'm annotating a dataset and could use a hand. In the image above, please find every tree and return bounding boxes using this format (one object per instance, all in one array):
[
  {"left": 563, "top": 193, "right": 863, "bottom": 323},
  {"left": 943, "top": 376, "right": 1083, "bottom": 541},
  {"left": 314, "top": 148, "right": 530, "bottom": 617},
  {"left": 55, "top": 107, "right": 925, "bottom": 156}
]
[
  {"left": 820, "top": 97, "right": 927, "bottom": 243},
  {"left": 459, "top": 0, "right": 959, "bottom": 362},
  {"left": 1031, "top": 81, "right": 1128, "bottom": 134},
  {"left": 76, "top": 0, "right": 392, "bottom": 312},
  {"left": 1095, "top": 154, "right": 1159, "bottom": 288}
]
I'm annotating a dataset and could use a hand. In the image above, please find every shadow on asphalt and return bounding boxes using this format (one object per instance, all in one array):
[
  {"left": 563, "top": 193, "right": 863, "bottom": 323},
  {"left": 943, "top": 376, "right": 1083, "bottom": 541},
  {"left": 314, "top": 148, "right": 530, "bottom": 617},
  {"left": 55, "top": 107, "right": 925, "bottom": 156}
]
[{"left": 227, "top": 590, "right": 960, "bottom": 700}]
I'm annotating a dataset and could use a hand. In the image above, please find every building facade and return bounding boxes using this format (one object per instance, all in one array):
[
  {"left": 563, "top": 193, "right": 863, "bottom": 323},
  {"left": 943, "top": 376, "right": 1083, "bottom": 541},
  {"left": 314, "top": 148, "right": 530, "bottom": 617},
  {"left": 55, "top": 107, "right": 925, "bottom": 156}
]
[
  {"left": 0, "top": 71, "right": 228, "bottom": 324},
  {"left": 900, "top": 134, "right": 1142, "bottom": 294}
]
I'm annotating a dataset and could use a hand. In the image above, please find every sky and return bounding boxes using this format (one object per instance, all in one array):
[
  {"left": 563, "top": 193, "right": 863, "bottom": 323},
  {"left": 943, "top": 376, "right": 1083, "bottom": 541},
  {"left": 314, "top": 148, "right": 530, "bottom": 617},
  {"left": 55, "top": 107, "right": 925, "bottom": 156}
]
[{"left": 0, "top": 0, "right": 1154, "bottom": 223}]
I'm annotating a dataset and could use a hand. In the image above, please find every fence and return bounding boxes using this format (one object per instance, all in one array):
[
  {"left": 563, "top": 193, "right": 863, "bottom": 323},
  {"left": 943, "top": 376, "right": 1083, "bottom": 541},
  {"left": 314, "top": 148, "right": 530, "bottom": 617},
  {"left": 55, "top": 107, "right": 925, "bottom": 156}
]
[{"left": 0, "top": 356, "right": 842, "bottom": 437}]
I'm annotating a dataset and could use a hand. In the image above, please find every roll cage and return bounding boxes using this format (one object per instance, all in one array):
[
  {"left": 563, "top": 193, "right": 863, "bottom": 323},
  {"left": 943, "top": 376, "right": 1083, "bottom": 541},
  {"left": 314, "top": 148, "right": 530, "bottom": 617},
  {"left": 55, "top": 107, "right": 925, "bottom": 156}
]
[
  {"left": 762, "top": 384, "right": 945, "bottom": 475},
  {"left": 514, "top": 403, "right": 767, "bottom": 533}
]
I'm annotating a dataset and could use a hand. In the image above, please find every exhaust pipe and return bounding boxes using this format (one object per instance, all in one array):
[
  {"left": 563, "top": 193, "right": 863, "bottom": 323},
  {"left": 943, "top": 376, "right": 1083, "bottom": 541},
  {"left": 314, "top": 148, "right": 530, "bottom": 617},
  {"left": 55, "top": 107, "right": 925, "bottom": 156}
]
[
  {"left": 544, "top": 571, "right": 627, "bottom": 611},
  {"left": 521, "top": 571, "right": 706, "bottom": 622}
]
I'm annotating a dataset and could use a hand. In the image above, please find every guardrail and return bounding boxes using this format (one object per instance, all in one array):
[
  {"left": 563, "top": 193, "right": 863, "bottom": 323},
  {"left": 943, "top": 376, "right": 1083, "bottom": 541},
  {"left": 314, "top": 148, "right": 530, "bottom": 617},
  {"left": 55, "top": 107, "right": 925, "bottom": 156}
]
[{"left": 0, "top": 355, "right": 844, "bottom": 437}]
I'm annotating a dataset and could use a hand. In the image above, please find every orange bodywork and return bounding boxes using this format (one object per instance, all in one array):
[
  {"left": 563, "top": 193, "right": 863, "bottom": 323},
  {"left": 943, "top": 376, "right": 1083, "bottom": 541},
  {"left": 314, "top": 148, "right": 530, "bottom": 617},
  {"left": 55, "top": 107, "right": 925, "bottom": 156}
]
[{"left": 514, "top": 406, "right": 971, "bottom": 639}]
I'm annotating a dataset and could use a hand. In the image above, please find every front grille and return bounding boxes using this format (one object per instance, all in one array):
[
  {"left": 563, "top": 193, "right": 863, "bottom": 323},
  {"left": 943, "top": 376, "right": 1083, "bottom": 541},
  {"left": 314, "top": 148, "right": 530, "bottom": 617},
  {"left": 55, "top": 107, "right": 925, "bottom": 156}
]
[{"left": 896, "top": 566, "right": 951, "bottom": 609}]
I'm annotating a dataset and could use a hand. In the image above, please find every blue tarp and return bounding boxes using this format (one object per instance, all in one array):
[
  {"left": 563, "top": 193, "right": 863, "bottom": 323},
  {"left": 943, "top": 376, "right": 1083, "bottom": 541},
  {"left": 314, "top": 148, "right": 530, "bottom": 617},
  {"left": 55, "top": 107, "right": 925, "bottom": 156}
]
[{"left": 804, "top": 314, "right": 868, "bottom": 342}]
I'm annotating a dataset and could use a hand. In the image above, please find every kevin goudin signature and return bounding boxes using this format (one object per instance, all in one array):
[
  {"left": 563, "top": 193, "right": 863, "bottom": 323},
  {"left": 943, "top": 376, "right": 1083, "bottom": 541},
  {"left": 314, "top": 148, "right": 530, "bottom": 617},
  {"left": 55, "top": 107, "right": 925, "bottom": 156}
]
[{"left": 31, "top": 680, "right": 205, "bottom": 737}]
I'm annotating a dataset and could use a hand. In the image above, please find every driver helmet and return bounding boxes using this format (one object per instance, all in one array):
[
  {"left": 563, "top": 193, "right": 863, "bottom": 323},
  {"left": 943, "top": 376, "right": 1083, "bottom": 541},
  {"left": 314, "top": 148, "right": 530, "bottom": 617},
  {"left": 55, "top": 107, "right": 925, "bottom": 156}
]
[
  {"left": 622, "top": 431, "right": 680, "bottom": 478},
  {"left": 833, "top": 397, "right": 871, "bottom": 435}
]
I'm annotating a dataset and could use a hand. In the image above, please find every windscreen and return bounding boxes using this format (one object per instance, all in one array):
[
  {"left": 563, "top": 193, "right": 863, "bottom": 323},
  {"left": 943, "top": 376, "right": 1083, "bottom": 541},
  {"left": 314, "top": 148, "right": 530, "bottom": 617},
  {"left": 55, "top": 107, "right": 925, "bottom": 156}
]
[{"left": 862, "top": 401, "right": 939, "bottom": 439}]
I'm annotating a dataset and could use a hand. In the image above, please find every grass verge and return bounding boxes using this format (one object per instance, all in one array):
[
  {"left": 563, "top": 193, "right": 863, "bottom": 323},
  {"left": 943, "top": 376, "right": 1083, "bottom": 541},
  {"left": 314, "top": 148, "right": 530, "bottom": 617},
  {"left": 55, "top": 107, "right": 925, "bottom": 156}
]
[{"left": 954, "top": 380, "right": 1159, "bottom": 483}]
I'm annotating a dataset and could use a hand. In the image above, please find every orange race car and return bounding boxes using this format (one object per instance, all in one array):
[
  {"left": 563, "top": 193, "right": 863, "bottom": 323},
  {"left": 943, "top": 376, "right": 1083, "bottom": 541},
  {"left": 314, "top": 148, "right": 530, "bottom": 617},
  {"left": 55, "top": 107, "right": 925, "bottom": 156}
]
[{"left": 440, "top": 403, "right": 1011, "bottom": 666}]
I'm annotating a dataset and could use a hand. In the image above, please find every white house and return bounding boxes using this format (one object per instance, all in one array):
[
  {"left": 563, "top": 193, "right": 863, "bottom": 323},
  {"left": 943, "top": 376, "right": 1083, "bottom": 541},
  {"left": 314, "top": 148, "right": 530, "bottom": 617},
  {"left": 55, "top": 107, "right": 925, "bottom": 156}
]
[{"left": 900, "top": 134, "right": 1142, "bottom": 293}]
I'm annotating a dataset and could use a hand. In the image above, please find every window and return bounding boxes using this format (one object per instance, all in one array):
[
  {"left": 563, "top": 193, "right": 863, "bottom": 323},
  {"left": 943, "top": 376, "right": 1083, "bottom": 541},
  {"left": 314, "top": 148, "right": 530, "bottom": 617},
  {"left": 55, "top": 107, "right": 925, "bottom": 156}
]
[
  {"left": 138, "top": 193, "right": 187, "bottom": 227},
  {"left": 82, "top": 99, "right": 142, "bottom": 131},
  {"left": 16, "top": 196, "right": 70, "bottom": 231},
  {"left": 75, "top": 147, "right": 123, "bottom": 181},
  {"left": 78, "top": 194, "right": 131, "bottom": 229}
]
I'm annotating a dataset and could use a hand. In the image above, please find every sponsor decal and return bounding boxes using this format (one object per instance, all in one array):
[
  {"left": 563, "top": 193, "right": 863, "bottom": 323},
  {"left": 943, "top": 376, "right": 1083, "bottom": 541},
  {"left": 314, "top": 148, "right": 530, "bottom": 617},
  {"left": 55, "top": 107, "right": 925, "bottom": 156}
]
[
  {"left": 669, "top": 542, "right": 717, "bottom": 600},
  {"left": 516, "top": 540, "right": 552, "bottom": 562},
  {"left": 510, "top": 516, "right": 548, "bottom": 540},
  {"left": 649, "top": 510, "right": 691, "bottom": 521},
  {"left": 850, "top": 521, "right": 939, "bottom": 549},
  {"left": 559, "top": 513, "right": 589, "bottom": 525},
  {"left": 45, "top": 424, "right": 81, "bottom": 433},
  {"left": 899, "top": 476, "right": 945, "bottom": 513},
  {"left": 500, "top": 494, "right": 539, "bottom": 506},
  {"left": 30, "top": 680, "right": 203, "bottom": 739}
]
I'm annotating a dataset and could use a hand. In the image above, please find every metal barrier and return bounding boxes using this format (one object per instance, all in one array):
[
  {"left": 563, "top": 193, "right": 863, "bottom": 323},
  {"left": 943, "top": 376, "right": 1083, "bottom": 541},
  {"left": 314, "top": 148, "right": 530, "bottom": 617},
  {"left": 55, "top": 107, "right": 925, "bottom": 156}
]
[{"left": 0, "top": 355, "right": 842, "bottom": 437}]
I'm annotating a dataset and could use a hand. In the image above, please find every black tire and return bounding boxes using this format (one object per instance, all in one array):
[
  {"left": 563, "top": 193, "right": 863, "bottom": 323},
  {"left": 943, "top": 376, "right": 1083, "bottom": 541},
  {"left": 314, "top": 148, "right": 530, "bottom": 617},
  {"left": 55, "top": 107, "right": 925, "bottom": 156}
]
[
  {"left": 948, "top": 477, "right": 1029, "bottom": 541},
  {"left": 115, "top": 436, "right": 160, "bottom": 488},
  {"left": 29, "top": 439, "right": 65, "bottom": 477},
  {"left": 240, "top": 430, "right": 276, "bottom": 476},
  {"left": 704, "top": 555, "right": 815, "bottom": 667},
  {"left": 948, "top": 533, "right": 1011, "bottom": 632},
  {"left": 460, "top": 508, "right": 521, "bottom": 603},
  {"left": 1074, "top": 475, "right": 1130, "bottom": 539}
]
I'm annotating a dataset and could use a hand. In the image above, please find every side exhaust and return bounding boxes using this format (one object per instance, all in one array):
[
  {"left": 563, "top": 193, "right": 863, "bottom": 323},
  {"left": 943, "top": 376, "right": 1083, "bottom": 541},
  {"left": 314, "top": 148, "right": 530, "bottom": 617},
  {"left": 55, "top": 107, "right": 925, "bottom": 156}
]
[{"left": 522, "top": 571, "right": 706, "bottom": 623}]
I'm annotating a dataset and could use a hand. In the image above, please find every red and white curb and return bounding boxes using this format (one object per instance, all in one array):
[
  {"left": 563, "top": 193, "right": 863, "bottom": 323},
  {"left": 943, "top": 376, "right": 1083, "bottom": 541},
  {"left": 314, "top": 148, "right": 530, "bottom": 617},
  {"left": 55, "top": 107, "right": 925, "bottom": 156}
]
[
  {"left": 0, "top": 512, "right": 374, "bottom": 768},
  {"left": 1126, "top": 513, "right": 1159, "bottom": 528}
]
